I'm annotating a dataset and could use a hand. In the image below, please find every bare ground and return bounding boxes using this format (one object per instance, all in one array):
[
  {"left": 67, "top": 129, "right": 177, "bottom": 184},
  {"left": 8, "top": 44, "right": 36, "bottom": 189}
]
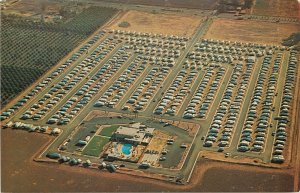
[
  {"left": 252, "top": 0, "right": 299, "bottom": 18},
  {"left": 204, "top": 18, "right": 300, "bottom": 45},
  {"left": 106, "top": 10, "right": 203, "bottom": 37},
  {"left": 190, "top": 159, "right": 293, "bottom": 192}
]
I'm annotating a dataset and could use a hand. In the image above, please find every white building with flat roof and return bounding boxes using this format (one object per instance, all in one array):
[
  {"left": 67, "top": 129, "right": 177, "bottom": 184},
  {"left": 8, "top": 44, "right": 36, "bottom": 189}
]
[{"left": 112, "top": 125, "right": 154, "bottom": 145}]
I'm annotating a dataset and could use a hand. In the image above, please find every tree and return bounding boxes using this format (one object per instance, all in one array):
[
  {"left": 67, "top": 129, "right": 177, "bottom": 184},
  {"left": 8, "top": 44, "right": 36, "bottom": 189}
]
[{"left": 282, "top": 32, "right": 300, "bottom": 47}]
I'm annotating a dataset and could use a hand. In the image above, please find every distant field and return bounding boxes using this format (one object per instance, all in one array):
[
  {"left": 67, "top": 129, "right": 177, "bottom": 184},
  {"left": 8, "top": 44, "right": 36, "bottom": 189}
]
[
  {"left": 99, "top": 125, "right": 120, "bottom": 137},
  {"left": 204, "top": 18, "right": 299, "bottom": 45},
  {"left": 0, "top": 6, "right": 118, "bottom": 106},
  {"left": 107, "top": 10, "right": 202, "bottom": 36},
  {"left": 101, "top": 0, "right": 218, "bottom": 9},
  {"left": 82, "top": 135, "right": 110, "bottom": 157},
  {"left": 252, "top": 0, "right": 299, "bottom": 18},
  {"left": 3, "top": 0, "right": 61, "bottom": 18}
]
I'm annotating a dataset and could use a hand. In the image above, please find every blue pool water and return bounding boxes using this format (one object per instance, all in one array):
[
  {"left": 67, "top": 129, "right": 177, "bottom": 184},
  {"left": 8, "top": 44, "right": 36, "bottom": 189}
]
[{"left": 122, "top": 144, "right": 132, "bottom": 155}]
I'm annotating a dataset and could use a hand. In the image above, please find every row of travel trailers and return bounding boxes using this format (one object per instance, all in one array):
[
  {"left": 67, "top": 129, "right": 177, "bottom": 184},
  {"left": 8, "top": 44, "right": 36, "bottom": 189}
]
[
  {"left": 47, "top": 43, "right": 125, "bottom": 125},
  {"left": 155, "top": 69, "right": 198, "bottom": 116},
  {"left": 95, "top": 56, "right": 145, "bottom": 108},
  {"left": 203, "top": 62, "right": 253, "bottom": 149},
  {"left": 123, "top": 66, "right": 171, "bottom": 112},
  {"left": 109, "top": 29, "right": 189, "bottom": 41},
  {"left": 196, "top": 41, "right": 269, "bottom": 57},
  {"left": 24, "top": 47, "right": 104, "bottom": 121},
  {"left": 237, "top": 53, "right": 282, "bottom": 152},
  {"left": 202, "top": 38, "right": 286, "bottom": 50},
  {"left": 2, "top": 121, "right": 61, "bottom": 134},
  {"left": 191, "top": 39, "right": 285, "bottom": 66},
  {"left": 271, "top": 50, "right": 298, "bottom": 163},
  {"left": 183, "top": 66, "right": 225, "bottom": 119}
]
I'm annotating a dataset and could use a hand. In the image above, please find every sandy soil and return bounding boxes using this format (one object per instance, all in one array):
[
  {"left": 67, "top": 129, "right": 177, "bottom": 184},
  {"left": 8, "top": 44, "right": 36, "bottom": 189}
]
[
  {"left": 252, "top": 0, "right": 299, "bottom": 18},
  {"left": 190, "top": 159, "right": 294, "bottom": 192},
  {"left": 106, "top": 10, "right": 203, "bottom": 37},
  {"left": 204, "top": 18, "right": 299, "bottom": 45},
  {"left": 2, "top": 128, "right": 295, "bottom": 192}
]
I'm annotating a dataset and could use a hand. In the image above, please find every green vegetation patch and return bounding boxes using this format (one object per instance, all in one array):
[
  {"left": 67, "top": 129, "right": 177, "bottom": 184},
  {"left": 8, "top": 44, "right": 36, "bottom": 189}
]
[
  {"left": 254, "top": 0, "right": 269, "bottom": 9},
  {"left": 1, "top": 66, "right": 44, "bottom": 103},
  {"left": 282, "top": 32, "right": 300, "bottom": 50},
  {"left": 63, "top": 7, "right": 118, "bottom": 35},
  {"left": 82, "top": 136, "right": 110, "bottom": 157},
  {"left": 118, "top": 21, "right": 130, "bottom": 28},
  {"left": 99, "top": 125, "right": 120, "bottom": 137}
]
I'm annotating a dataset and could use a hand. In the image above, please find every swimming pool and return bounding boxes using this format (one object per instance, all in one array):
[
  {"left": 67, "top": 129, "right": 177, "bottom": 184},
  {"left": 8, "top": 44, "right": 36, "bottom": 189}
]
[{"left": 122, "top": 144, "right": 132, "bottom": 155}]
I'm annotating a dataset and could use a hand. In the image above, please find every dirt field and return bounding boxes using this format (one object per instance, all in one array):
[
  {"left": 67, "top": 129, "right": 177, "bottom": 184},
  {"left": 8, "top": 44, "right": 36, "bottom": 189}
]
[
  {"left": 252, "top": 0, "right": 299, "bottom": 18},
  {"left": 3, "top": 0, "right": 60, "bottom": 16},
  {"left": 204, "top": 18, "right": 299, "bottom": 45},
  {"left": 190, "top": 159, "right": 294, "bottom": 192},
  {"left": 2, "top": 128, "right": 295, "bottom": 192},
  {"left": 146, "top": 136, "right": 167, "bottom": 152},
  {"left": 100, "top": 0, "right": 218, "bottom": 9},
  {"left": 106, "top": 10, "right": 203, "bottom": 36}
]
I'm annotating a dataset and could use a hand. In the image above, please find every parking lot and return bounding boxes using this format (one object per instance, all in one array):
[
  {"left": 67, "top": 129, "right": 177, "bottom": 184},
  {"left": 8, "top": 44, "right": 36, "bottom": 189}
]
[{"left": 1, "top": 18, "right": 299, "bottom": 183}]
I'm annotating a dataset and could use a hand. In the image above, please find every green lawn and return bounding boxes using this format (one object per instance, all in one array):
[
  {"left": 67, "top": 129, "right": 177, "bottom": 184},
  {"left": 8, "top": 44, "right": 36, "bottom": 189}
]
[
  {"left": 254, "top": 0, "right": 268, "bottom": 9},
  {"left": 82, "top": 136, "right": 110, "bottom": 157},
  {"left": 99, "top": 125, "right": 120, "bottom": 137}
]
